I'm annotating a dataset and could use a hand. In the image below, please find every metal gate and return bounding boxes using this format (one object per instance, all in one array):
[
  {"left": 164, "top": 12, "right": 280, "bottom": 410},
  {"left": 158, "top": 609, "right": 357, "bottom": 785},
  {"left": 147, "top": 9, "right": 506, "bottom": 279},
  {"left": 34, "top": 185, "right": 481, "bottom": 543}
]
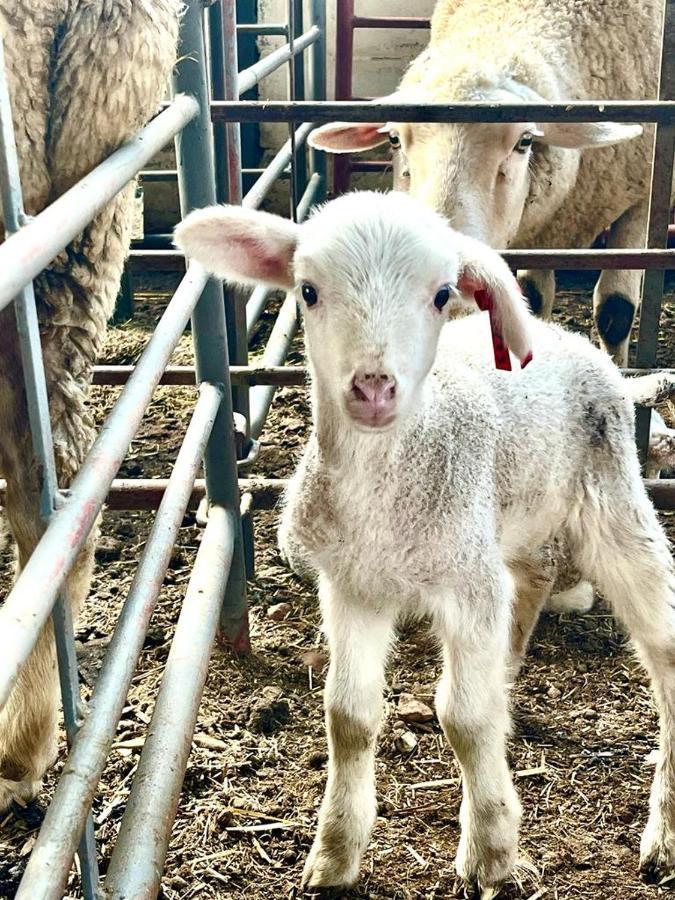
[{"left": 0, "top": 0, "right": 674, "bottom": 896}]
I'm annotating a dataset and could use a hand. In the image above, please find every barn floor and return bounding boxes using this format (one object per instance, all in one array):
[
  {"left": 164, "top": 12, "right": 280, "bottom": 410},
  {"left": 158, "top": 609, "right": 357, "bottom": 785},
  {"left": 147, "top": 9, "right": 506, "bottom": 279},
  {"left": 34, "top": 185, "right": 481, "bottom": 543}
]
[{"left": 1, "top": 272, "right": 675, "bottom": 900}]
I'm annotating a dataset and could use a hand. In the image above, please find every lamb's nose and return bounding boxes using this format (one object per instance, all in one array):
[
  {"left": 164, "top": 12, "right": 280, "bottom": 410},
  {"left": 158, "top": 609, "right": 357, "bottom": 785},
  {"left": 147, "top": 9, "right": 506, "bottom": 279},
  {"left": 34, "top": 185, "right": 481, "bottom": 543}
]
[{"left": 351, "top": 371, "right": 397, "bottom": 409}]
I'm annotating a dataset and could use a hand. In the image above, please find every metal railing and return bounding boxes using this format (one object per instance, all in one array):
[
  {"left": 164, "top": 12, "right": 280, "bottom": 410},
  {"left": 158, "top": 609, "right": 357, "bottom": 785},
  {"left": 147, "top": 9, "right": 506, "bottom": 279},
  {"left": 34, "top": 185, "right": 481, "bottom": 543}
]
[
  {"left": 0, "top": 0, "right": 327, "bottom": 896},
  {"left": 2, "top": 0, "right": 675, "bottom": 895}
]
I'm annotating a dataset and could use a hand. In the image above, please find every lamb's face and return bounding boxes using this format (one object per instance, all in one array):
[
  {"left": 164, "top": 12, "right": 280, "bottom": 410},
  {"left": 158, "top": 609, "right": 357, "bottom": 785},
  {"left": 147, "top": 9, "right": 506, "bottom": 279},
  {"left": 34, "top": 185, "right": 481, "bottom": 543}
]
[
  {"left": 173, "top": 191, "right": 534, "bottom": 435},
  {"left": 293, "top": 196, "right": 463, "bottom": 431}
]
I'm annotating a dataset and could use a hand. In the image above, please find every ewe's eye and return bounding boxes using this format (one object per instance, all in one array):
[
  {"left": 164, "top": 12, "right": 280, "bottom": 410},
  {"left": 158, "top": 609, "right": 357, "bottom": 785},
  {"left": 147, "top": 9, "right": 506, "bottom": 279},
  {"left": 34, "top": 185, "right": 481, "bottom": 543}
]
[
  {"left": 389, "top": 132, "right": 401, "bottom": 149},
  {"left": 301, "top": 283, "right": 318, "bottom": 307},
  {"left": 515, "top": 132, "right": 534, "bottom": 154},
  {"left": 434, "top": 285, "right": 452, "bottom": 311}
]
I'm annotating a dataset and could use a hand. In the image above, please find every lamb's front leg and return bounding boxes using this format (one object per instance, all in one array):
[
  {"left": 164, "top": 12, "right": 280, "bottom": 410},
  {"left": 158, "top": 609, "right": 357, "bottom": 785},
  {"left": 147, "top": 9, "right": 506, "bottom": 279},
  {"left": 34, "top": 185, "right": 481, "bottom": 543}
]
[
  {"left": 434, "top": 577, "right": 521, "bottom": 897},
  {"left": 303, "top": 581, "right": 396, "bottom": 890}
]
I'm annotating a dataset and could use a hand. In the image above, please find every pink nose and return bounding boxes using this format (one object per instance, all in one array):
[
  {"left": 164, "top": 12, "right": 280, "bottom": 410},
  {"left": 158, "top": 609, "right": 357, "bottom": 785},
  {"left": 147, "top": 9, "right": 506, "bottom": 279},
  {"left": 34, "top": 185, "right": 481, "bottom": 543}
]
[{"left": 349, "top": 371, "right": 397, "bottom": 422}]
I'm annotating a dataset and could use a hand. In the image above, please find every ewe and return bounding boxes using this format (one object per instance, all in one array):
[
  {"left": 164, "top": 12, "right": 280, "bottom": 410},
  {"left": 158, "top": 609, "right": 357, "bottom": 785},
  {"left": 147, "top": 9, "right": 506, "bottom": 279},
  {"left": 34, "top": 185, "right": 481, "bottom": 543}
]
[
  {"left": 176, "top": 191, "right": 675, "bottom": 897},
  {"left": 310, "top": 0, "right": 667, "bottom": 366},
  {"left": 0, "top": 0, "right": 180, "bottom": 811}
]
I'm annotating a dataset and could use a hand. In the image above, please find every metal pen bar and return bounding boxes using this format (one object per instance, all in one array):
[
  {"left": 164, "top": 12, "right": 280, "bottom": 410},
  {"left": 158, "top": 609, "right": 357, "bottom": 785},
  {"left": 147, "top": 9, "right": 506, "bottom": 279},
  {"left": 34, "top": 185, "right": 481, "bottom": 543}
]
[
  {"left": 635, "top": 0, "right": 675, "bottom": 462},
  {"left": 211, "top": 99, "right": 675, "bottom": 123},
  {"left": 246, "top": 284, "right": 274, "bottom": 338},
  {"left": 128, "top": 246, "right": 675, "bottom": 272},
  {"left": 0, "top": 473, "right": 667, "bottom": 513},
  {"left": 237, "top": 26, "right": 320, "bottom": 95},
  {"left": 0, "top": 95, "right": 198, "bottom": 311},
  {"left": 309, "top": 0, "right": 327, "bottom": 202},
  {"left": 352, "top": 16, "right": 431, "bottom": 29},
  {"left": 237, "top": 23, "right": 288, "bottom": 35},
  {"left": 174, "top": 0, "right": 248, "bottom": 650},
  {"left": 290, "top": 0, "right": 308, "bottom": 214},
  {"left": 0, "top": 33, "right": 99, "bottom": 894},
  {"left": 16, "top": 383, "right": 222, "bottom": 900},
  {"left": 0, "top": 264, "right": 207, "bottom": 713},
  {"left": 103, "top": 505, "right": 234, "bottom": 898}
]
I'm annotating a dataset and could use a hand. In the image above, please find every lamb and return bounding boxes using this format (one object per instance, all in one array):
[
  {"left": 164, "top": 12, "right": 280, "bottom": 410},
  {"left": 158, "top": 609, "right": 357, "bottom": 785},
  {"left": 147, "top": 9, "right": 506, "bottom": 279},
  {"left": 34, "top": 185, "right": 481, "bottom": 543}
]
[
  {"left": 309, "top": 0, "right": 667, "bottom": 366},
  {"left": 0, "top": 1, "right": 180, "bottom": 812},
  {"left": 175, "top": 190, "right": 675, "bottom": 896}
]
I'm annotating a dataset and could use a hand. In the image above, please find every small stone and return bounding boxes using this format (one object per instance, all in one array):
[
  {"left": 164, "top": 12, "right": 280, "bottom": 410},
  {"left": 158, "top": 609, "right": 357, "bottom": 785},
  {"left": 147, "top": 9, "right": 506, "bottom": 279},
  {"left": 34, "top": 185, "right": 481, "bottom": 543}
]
[
  {"left": 248, "top": 688, "right": 291, "bottom": 735},
  {"left": 547, "top": 685, "right": 562, "bottom": 700},
  {"left": 301, "top": 649, "right": 328, "bottom": 671},
  {"left": 95, "top": 536, "right": 122, "bottom": 562},
  {"left": 397, "top": 693, "right": 434, "bottom": 724},
  {"left": 267, "top": 602, "right": 291, "bottom": 621},
  {"left": 394, "top": 730, "right": 418, "bottom": 753},
  {"left": 308, "top": 750, "right": 328, "bottom": 769}
]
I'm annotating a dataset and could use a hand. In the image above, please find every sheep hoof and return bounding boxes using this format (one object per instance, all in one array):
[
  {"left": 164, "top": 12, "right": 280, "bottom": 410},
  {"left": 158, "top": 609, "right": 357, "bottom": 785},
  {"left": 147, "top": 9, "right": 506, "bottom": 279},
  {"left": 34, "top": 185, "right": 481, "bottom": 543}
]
[
  {"left": 0, "top": 775, "right": 41, "bottom": 814},
  {"left": 546, "top": 580, "right": 595, "bottom": 614},
  {"left": 301, "top": 841, "right": 359, "bottom": 893},
  {"left": 640, "top": 817, "right": 675, "bottom": 884}
]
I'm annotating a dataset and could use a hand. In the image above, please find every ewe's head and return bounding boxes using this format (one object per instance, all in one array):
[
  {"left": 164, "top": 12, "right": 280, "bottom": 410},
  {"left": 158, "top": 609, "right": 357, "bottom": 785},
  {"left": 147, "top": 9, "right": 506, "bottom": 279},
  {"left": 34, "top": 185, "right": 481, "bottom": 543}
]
[
  {"left": 174, "top": 192, "right": 531, "bottom": 432},
  {"left": 309, "top": 50, "right": 642, "bottom": 248}
]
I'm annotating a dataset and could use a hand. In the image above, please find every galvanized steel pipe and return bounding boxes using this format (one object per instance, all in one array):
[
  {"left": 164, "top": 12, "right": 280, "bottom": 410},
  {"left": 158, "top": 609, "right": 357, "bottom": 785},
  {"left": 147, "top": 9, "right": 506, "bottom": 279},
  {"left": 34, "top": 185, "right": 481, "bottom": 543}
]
[
  {"left": 15, "top": 383, "right": 223, "bottom": 900},
  {"left": 0, "top": 95, "right": 198, "bottom": 311},
  {"left": 237, "top": 25, "right": 320, "bottom": 95},
  {"left": 0, "top": 264, "right": 207, "bottom": 713},
  {"left": 103, "top": 504, "right": 235, "bottom": 898}
]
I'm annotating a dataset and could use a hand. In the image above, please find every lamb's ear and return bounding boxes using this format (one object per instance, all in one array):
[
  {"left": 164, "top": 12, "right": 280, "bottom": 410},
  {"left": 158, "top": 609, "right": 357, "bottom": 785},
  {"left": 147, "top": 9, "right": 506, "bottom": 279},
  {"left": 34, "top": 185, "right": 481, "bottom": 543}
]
[
  {"left": 456, "top": 234, "right": 533, "bottom": 370},
  {"left": 173, "top": 205, "right": 300, "bottom": 289}
]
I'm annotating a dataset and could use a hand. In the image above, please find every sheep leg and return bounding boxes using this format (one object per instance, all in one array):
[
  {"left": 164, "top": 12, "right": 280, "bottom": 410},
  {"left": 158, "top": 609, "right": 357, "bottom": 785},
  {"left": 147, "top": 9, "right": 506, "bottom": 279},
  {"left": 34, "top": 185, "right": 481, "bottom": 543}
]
[
  {"left": 0, "top": 457, "right": 95, "bottom": 813},
  {"left": 517, "top": 269, "right": 554, "bottom": 319},
  {"left": 302, "top": 583, "right": 395, "bottom": 890},
  {"left": 568, "top": 483, "right": 675, "bottom": 881},
  {"left": 593, "top": 200, "right": 648, "bottom": 366},
  {"left": 508, "top": 546, "right": 556, "bottom": 676},
  {"left": 434, "top": 584, "right": 521, "bottom": 894}
]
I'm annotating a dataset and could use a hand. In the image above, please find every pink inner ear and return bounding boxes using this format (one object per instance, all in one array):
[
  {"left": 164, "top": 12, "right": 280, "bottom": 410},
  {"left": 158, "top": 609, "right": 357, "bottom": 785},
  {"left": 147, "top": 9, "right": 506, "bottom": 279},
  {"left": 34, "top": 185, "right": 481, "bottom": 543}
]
[
  {"left": 231, "top": 233, "right": 291, "bottom": 285},
  {"left": 314, "top": 123, "right": 386, "bottom": 151}
]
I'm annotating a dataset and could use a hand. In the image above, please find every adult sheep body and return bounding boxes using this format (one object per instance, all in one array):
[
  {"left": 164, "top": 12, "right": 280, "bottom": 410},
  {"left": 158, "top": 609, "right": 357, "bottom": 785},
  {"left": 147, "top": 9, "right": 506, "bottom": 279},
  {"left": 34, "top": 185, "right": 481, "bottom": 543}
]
[
  {"left": 175, "top": 191, "right": 675, "bottom": 897},
  {"left": 311, "top": 0, "right": 668, "bottom": 365},
  {"left": 0, "top": 0, "right": 180, "bottom": 811}
]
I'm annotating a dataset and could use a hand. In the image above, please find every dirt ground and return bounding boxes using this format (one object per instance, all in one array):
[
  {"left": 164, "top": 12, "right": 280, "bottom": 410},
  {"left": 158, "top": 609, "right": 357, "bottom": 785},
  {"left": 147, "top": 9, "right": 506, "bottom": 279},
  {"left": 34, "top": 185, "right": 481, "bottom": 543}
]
[{"left": 1, "top": 272, "right": 675, "bottom": 900}]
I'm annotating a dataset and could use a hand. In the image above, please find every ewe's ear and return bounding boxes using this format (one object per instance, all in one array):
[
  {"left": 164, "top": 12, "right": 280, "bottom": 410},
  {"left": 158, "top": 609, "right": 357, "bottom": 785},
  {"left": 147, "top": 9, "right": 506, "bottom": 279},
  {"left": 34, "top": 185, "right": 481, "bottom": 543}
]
[
  {"left": 456, "top": 234, "right": 533, "bottom": 370},
  {"left": 173, "top": 205, "right": 300, "bottom": 289},
  {"left": 501, "top": 79, "right": 643, "bottom": 149},
  {"left": 309, "top": 121, "right": 389, "bottom": 153},
  {"left": 537, "top": 121, "right": 643, "bottom": 149},
  {"left": 308, "top": 92, "right": 405, "bottom": 153}
]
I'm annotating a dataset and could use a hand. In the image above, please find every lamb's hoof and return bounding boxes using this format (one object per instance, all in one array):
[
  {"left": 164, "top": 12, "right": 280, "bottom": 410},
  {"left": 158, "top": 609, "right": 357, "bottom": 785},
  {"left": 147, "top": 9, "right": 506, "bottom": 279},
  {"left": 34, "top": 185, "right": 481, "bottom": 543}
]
[
  {"left": 640, "top": 824, "right": 675, "bottom": 884},
  {"left": 301, "top": 841, "right": 360, "bottom": 893},
  {"left": 547, "top": 580, "right": 595, "bottom": 614},
  {"left": 0, "top": 775, "right": 41, "bottom": 815}
]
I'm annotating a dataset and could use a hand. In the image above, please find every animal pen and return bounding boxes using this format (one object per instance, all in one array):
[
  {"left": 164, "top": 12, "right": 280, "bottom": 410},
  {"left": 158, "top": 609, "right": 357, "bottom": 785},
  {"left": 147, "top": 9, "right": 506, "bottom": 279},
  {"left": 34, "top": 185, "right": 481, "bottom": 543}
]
[{"left": 0, "top": 0, "right": 674, "bottom": 896}]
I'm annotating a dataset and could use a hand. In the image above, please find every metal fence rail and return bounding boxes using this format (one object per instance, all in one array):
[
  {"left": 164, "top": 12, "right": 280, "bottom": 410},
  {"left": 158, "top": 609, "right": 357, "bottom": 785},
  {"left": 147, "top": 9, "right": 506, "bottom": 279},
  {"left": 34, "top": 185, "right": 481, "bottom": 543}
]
[
  {"left": 1, "top": 0, "right": 674, "bottom": 895},
  {"left": 0, "top": 0, "right": 327, "bottom": 894}
]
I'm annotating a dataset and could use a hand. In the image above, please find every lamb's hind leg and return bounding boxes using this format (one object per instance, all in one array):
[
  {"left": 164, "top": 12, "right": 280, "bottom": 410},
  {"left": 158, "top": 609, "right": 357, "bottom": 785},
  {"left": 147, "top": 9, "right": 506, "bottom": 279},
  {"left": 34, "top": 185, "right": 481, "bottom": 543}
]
[
  {"left": 434, "top": 572, "right": 521, "bottom": 895},
  {"left": 568, "top": 479, "right": 675, "bottom": 880},
  {"left": 508, "top": 545, "right": 556, "bottom": 676},
  {"left": 303, "top": 581, "right": 396, "bottom": 890}
]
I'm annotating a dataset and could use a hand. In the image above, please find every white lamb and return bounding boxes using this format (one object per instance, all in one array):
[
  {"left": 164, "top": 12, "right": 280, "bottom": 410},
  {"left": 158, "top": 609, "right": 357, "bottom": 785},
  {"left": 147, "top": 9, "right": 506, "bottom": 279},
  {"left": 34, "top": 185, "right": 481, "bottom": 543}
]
[{"left": 175, "top": 192, "right": 675, "bottom": 897}]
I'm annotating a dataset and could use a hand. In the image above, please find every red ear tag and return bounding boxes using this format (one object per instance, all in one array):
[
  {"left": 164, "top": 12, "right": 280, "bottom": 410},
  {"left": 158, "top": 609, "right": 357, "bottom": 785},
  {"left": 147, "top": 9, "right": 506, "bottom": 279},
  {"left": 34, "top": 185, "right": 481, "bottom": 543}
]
[{"left": 474, "top": 289, "right": 512, "bottom": 371}]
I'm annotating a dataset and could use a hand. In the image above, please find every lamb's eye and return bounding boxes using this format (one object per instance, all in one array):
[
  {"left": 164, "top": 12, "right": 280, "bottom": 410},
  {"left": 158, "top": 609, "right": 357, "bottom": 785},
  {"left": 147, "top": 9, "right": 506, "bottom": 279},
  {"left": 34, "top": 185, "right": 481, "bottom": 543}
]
[
  {"left": 301, "top": 283, "right": 318, "bottom": 307},
  {"left": 515, "top": 132, "right": 534, "bottom": 153},
  {"left": 434, "top": 285, "right": 451, "bottom": 311},
  {"left": 389, "top": 132, "right": 401, "bottom": 149}
]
